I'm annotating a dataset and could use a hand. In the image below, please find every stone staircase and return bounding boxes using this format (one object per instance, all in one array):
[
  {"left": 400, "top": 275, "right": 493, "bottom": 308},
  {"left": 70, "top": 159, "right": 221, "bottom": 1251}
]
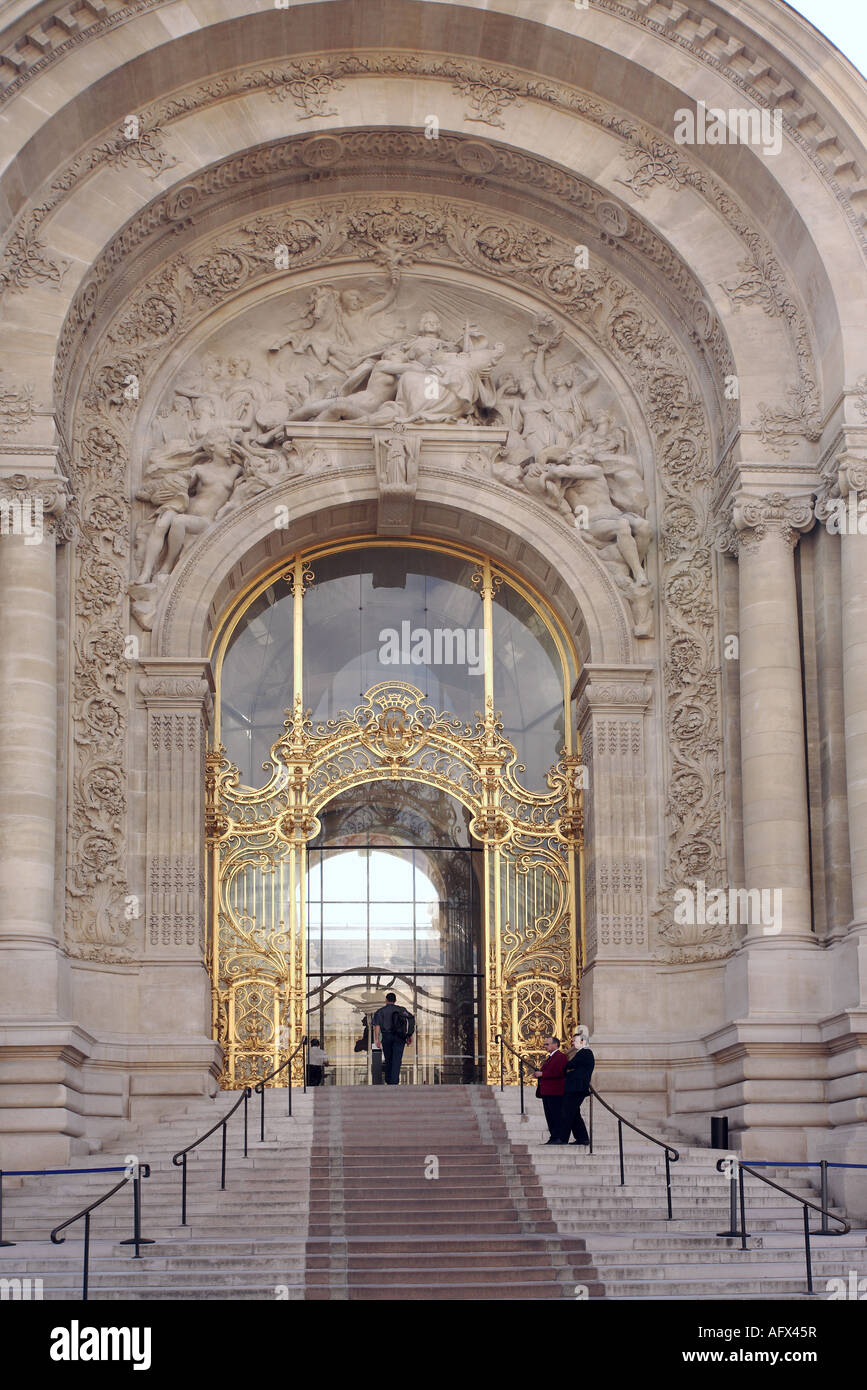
[
  {"left": 305, "top": 1084, "right": 600, "bottom": 1299},
  {"left": 0, "top": 1091, "right": 314, "bottom": 1300},
  {"left": 493, "top": 1089, "right": 867, "bottom": 1299},
  {"left": 1, "top": 1083, "right": 865, "bottom": 1300}
]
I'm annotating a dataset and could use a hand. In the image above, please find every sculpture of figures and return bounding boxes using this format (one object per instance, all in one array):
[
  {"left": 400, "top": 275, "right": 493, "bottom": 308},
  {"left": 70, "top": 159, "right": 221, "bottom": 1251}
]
[
  {"left": 268, "top": 270, "right": 400, "bottom": 370},
  {"left": 542, "top": 446, "right": 651, "bottom": 587},
  {"left": 548, "top": 362, "right": 599, "bottom": 444},
  {"left": 514, "top": 351, "right": 558, "bottom": 458},
  {"left": 152, "top": 390, "right": 196, "bottom": 447},
  {"left": 577, "top": 412, "right": 650, "bottom": 517},
  {"left": 133, "top": 431, "right": 245, "bottom": 585},
  {"left": 384, "top": 432, "right": 410, "bottom": 485},
  {"left": 378, "top": 341, "right": 505, "bottom": 424},
  {"left": 285, "top": 347, "right": 414, "bottom": 423},
  {"left": 222, "top": 440, "right": 304, "bottom": 512}
]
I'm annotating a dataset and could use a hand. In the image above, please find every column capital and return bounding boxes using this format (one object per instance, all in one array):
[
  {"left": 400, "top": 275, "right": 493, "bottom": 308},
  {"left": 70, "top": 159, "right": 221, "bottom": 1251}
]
[
  {"left": 138, "top": 658, "right": 214, "bottom": 715},
  {"left": 0, "top": 471, "right": 75, "bottom": 544},
  {"left": 573, "top": 663, "right": 653, "bottom": 728},
  {"left": 730, "top": 490, "right": 815, "bottom": 553},
  {"left": 836, "top": 449, "right": 867, "bottom": 498}
]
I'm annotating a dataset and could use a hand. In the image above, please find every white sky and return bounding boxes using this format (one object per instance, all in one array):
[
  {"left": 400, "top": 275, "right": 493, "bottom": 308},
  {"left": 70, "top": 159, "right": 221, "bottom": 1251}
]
[{"left": 787, "top": 1, "right": 867, "bottom": 77}]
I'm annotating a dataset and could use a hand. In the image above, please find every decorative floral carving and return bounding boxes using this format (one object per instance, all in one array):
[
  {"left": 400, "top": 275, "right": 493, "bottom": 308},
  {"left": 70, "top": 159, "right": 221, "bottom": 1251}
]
[
  {"left": 0, "top": 210, "right": 69, "bottom": 298},
  {"left": 756, "top": 382, "right": 823, "bottom": 457},
  {"left": 267, "top": 62, "right": 344, "bottom": 119},
  {"left": 618, "top": 138, "right": 700, "bottom": 198},
  {"left": 0, "top": 375, "right": 36, "bottom": 434},
  {"left": 450, "top": 69, "right": 522, "bottom": 127}
]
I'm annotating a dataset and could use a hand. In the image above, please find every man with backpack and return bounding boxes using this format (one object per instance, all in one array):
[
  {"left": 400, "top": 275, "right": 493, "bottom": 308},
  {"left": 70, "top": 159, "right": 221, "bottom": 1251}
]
[{"left": 372, "top": 992, "right": 415, "bottom": 1085}]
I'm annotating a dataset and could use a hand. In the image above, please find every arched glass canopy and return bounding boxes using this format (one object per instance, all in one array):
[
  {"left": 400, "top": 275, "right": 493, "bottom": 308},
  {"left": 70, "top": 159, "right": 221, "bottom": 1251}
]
[{"left": 215, "top": 540, "right": 576, "bottom": 791}]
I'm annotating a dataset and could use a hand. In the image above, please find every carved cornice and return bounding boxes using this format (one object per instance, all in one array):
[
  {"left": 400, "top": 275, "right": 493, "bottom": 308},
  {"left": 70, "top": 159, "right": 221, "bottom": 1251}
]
[
  {"left": 731, "top": 490, "right": 815, "bottom": 552},
  {"left": 1, "top": 1, "right": 864, "bottom": 283}
]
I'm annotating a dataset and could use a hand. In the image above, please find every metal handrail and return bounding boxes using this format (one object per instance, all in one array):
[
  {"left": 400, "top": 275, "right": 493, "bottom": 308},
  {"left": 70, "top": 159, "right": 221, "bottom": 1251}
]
[
  {"left": 589, "top": 1087, "right": 680, "bottom": 1220},
  {"left": 171, "top": 1087, "right": 251, "bottom": 1226},
  {"left": 743, "top": 1160, "right": 867, "bottom": 1234},
  {"left": 50, "top": 1163, "right": 152, "bottom": 1300},
  {"left": 0, "top": 1164, "right": 137, "bottom": 1248},
  {"left": 495, "top": 1033, "right": 534, "bottom": 1115},
  {"left": 715, "top": 1157, "right": 850, "bottom": 1294},
  {"left": 253, "top": 1034, "right": 308, "bottom": 1136}
]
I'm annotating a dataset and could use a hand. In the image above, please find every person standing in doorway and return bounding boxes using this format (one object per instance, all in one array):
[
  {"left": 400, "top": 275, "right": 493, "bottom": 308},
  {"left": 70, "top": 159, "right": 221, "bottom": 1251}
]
[
  {"left": 306, "top": 1038, "right": 328, "bottom": 1087},
  {"left": 533, "top": 1036, "right": 567, "bottom": 1143},
  {"left": 558, "top": 1026, "right": 595, "bottom": 1145},
  {"left": 372, "top": 992, "right": 415, "bottom": 1085}
]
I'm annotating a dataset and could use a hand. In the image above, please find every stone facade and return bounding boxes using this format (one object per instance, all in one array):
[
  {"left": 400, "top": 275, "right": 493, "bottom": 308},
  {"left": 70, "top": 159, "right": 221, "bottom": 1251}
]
[{"left": 0, "top": 0, "right": 865, "bottom": 1206}]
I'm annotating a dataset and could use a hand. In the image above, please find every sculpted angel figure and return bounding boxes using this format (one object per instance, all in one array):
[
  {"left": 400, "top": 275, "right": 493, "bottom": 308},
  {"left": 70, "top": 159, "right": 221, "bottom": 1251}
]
[{"left": 133, "top": 430, "right": 246, "bottom": 585}]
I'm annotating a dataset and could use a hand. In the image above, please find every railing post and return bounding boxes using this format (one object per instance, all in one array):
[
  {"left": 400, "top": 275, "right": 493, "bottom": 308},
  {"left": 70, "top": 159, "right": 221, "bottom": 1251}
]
[
  {"left": 519, "top": 1063, "right": 524, "bottom": 1116},
  {"left": 803, "top": 1204, "right": 814, "bottom": 1294},
  {"left": 180, "top": 1154, "right": 188, "bottom": 1227},
  {"left": 717, "top": 1162, "right": 740, "bottom": 1238},
  {"left": 0, "top": 1171, "right": 14, "bottom": 1247},
  {"left": 589, "top": 1094, "right": 593, "bottom": 1155},
  {"left": 82, "top": 1210, "right": 90, "bottom": 1302},
  {"left": 819, "top": 1160, "right": 830, "bottom": 1235},
  {"left": 243, "top": 1089, "right": 249, "bottom": 1158},
  {"left": 220, "top": 1121, "right": 228, "bottom": 1190},
  {"left": 738, "top": 1162, "right": 749, "bottom": 1250},
  {"left": 288, "top": 1058, "right": 293, "bottom": 1117},
  {"left": 618, "top": 1119, "right": 625, "bottom": 1186},
  {"left": 665, "top": 1149, "right": 673, "bottom": 1220},
  {"left": 120, "top": 1165, "right": 154, "bottom": 1257},
  {"left": 499, "top": 1035, "right": 504, "bottom": 1092},
  {"left": 259, "top": 1084, "right": 265, "bottom": 1143},
  {"left": 303, "top": 1037, "right": 308, "bottom": 1095}
]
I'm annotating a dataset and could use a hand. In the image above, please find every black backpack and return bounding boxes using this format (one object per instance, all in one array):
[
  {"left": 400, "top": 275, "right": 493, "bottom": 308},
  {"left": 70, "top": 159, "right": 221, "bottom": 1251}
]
[{"left": 391, "top": 1006, "right": 415, "bottom": 1040}]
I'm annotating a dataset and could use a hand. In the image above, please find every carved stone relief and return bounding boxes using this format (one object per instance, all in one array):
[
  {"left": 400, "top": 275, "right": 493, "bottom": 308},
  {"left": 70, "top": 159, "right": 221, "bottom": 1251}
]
[
  {"left": 67, "top": 191, "right": 725, "bottom": 963},
  {"left": 125, "top": 270, "right": 652, "bottom": 635}
]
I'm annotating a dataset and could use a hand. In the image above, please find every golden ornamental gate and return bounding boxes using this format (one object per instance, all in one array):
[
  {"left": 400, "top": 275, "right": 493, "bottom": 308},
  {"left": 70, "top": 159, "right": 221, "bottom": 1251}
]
[{"left": 206, "top": 553, "right": 584, "bottom": 1086}]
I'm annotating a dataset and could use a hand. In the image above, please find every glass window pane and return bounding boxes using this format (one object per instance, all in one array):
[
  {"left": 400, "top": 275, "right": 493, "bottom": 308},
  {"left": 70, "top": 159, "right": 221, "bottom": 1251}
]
[
  {"left": 303, "top": 547, "right": 485, "bottom": 724},
  {"left": 491, "top": 584, "right": 566, "bottom": 789},
  {"left": 220, "top": 577, "right": 293, "bottom": 786}
]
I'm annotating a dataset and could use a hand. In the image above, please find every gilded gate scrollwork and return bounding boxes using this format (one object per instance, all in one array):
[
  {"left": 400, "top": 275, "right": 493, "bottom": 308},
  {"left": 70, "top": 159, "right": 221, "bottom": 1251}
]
[{"left": 206, "top": 552, "right": 584, "bottom": 1087}]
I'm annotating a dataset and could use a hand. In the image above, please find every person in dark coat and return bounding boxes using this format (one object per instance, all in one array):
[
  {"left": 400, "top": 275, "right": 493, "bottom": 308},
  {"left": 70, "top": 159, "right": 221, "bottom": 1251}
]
[
  {"left": 558, "top": 1026, "right": 595, "bottom": 1145},
  {"left": 533, "top": 1036, "right": 568, "bottom": 1143}
]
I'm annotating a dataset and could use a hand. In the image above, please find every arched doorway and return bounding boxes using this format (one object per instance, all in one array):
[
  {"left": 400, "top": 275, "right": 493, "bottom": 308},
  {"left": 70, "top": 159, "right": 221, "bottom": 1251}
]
[
  {"left": 207, "top": 539, "right": 583, "bottom": 1086},
  {"left": 306, "top": 780, "right": 483, "bottom": 1084}
]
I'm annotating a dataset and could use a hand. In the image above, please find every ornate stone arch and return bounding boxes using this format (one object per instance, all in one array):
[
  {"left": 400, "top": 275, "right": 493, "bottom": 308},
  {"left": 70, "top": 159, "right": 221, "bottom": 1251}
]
[{"left": 65, "top": 177, "right": 728, "bottom": 982}]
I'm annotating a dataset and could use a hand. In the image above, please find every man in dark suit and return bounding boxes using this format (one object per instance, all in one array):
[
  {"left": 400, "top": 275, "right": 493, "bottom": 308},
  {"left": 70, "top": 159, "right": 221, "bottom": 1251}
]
[
  {"left": 533, "top": 1036, "right": 568, "bottom": 1144},
  {"left": 558, "top": 1027, "right": 595, "bottom": 1145}
]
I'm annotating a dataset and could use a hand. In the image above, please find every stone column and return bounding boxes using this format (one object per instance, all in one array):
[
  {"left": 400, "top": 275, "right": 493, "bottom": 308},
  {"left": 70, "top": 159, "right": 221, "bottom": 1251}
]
[
  {"left": 818, "top": 452, "right": 867, "bottom": 1207},
  {"left": 0, "top": 474, "right": 74, "bottom": 1164},
  {"left": 731, "top": 491, "right": 815, "bottom": 941},
  {"left": 836, "top": 453, "right": 867, "bottom": 930}
]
